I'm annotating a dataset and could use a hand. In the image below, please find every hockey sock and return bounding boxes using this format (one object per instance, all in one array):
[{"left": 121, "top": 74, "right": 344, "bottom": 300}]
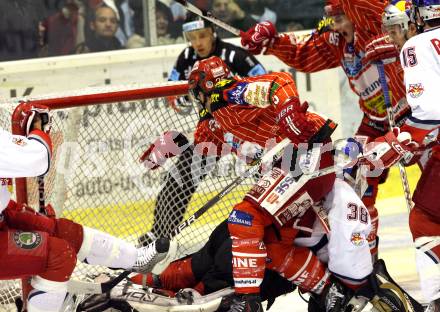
[
  {"left": 77, "top": 226, "right": 137, "bottom": 269},
  {"left": 28, "top": 276, "right": 68, "bottom": 312},
  {"left": 159, "top": 257, "right": 197, "bottom": 291}
]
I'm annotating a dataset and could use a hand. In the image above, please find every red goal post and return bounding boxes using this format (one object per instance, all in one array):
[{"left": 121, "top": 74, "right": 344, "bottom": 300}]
[{"left": 0, "top": 81, "right": 253, "bottom": 309}]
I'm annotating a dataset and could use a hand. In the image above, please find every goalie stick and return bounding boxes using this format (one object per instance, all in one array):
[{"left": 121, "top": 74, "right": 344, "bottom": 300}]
[
  {"left": 376, "top": 62, "right": 413, "bottom": 211},
  {"left": 68, "top": 119, "right": 337, "bottom": 295},
  {"left": 174, "top": 0, "right": 240, "bottom": 36}
]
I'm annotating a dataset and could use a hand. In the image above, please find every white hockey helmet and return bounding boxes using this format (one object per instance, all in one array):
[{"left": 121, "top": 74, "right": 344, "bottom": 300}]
[
  {"left": 413, "top": 0, "right": 440, "bottom": 21},
  {"left": 382, "top": 1, "right": 412, "bottom": 32}
]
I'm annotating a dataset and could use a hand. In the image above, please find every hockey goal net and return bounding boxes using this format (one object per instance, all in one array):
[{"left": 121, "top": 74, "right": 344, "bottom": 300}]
[{"left": 0, "top": 81, "right": 254, "bottom": 310}]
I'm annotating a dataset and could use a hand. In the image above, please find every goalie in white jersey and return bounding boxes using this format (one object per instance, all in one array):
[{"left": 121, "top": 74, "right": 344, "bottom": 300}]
[
  {"left": 363, "top": 0, "right": 440, "bottom": 310},
  {"left": 0, "top": 103, "right": 170, "bottom": 312}
]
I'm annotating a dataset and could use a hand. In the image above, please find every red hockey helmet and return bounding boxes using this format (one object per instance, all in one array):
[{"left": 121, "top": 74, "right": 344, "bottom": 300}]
[
  {"left": 324, "top": 0, "right": 344, "bottom": 16},
  {"left": 188, "top": 56, "right": 231, "bottom": 104}
]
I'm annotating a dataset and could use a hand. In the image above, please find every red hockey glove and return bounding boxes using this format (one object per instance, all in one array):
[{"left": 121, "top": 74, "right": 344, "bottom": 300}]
[
  {"left": 240, "top": 21, "right": 277, "bottom": 55},
  {"left": 42, "top": 203, "right": 56, "bottom": 218},
  {"left": 6, "top": 200, "right": 56, "bottom": 218},
  {"left": 362, "top": 34, "right": 399, "bottom": 66},
  {"left": 363, "top": 128, "right": 418, "bottom": 169},
  {"left": 276, "top": 98, "right": 326, "bottom": 145},
  {"left": 15, "top": 102, "right": 52, "bottom": 136},
  {"left": 140, "top": 131, "right": 190, "bottom": 170},
  {"left": 165, "top": 95, "right": 192, "bottom": 114}
]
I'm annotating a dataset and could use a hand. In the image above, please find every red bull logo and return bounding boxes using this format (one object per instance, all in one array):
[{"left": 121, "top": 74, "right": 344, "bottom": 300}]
[
  {"left": 351, "top": 232, "right": 365, "bottom": 246},
  {"left": 408, "top": 83, "right": 425, "bottom": 98}
]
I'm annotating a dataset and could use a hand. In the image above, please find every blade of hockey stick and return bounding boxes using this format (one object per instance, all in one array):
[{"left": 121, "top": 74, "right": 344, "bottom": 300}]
[
  {"left": 376, "top": 62, "right": 413, "bottom": 211},
  {"left": 67, "top": 137, "right": 291, "bottom": 295},
  {"left": 175, "top": 0, "right": 241, "bottom": 36}
]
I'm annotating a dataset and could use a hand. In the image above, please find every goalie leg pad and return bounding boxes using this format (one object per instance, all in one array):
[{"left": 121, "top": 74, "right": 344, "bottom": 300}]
[
  {"left": 367, "top": 259, "right": 424, "bottom": 312},
  {"left": 77, "top": 226, "right": 137, "bottom": 270}
]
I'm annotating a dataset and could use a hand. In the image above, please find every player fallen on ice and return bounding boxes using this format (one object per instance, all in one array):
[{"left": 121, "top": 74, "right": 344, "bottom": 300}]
[{"left": 0, "top": 103, "right": 170, "bottom": 312}]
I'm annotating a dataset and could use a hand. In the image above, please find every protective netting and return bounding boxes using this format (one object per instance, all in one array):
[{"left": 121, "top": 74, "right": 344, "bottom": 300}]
[{"left": 0, "top": 82, "right": 255, "bottom": 311}]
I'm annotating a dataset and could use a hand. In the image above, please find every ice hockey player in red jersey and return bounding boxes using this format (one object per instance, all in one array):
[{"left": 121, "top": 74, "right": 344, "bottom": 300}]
[
  {"left": 187, "top": 56, "right": 423, "bottom": 312},
  {"left": 0, "top": 103, "right": 170, "bottom": 312},
  {"left": 362, "top": 1, "right": 440, "bottom": 310},
  {"left": 240, "top": 0, "right": 412, "bottom": 260}
]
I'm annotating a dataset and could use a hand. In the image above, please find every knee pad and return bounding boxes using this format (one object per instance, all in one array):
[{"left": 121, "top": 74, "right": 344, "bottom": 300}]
[
  {"left": 269, "top": 245, "right": 329, "bottom": 294},
  {"left": 38, "top": 237, "right": 76, "bottom": 282},
  {"left": 77, "top": 226, "right": 137, "bottom": 270}
]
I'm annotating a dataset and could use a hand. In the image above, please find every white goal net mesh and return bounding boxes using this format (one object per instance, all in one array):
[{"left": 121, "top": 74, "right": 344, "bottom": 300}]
[{"left": 0, "top": 81, "right": 255, "bottom": 311}]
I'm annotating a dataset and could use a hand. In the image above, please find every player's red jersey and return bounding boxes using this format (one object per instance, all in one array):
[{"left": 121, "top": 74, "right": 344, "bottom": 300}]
[
  {"left": 206, "top": 72, "right": 299, "bottom": 148},
  {"left": 267, "top": 0, "right": 408, "bottom": 122}
]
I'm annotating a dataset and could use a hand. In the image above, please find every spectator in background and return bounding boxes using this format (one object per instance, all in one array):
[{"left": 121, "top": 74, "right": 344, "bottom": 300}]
[
  {"left": 156, "top": 0, "right": 183, "bottom": 45},
  {"left": 45, "top": 0, "right": 84, "bottom": 56},
  {"left": 238, "top": 0, "right": 277, "bottom": 25},
  {"left": 127, "top": 0, "right": 183, "bottom": 48},
  {"left": 83, "top": 0, "right": 133, "bottom": 47},
  {"left": 75, "top": 4, "right": 122, "bottom": 53},
  {"left": 210, "top": 0, "right": 257, "bottom": 38},
  {"left": 0, "top": 0, "right": 48, "bottom": 61},
  {"left": 274, "top": 0, "right": 324, "bottom": 31},
  {"left": 169, "top": 0, "right": 186, "bottom": 22}
]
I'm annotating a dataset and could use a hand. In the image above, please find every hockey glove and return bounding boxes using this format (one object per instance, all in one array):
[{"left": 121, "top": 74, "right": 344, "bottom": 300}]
[
  {"left": 363, "top": 128, "right": 418, "bottom": 169},
  {"left": 276, "top": 98, "right": 327, "bottom": 145},
  {"left": 165, "top": 95, "right": 192, "bottom": 114},
  {"left": 362, "top": 34, "right": 399, "bottom": 66},
  {"left": 240, "top": 21, "right": 277, "bottom": 55},
  {"left": 16, "top": 103, "right": 52, "bottom": 136},
  {"left": 140, "top": 131, "right": 190, "bottom": 170}
]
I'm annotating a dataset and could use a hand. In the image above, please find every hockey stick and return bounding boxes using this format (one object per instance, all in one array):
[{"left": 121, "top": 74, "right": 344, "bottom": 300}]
[
  {"left": 174, "top": 0, "right": 241, "bottom": 36},
  {"left": 67, "top": 137, "right": 292, "bottom": 295},
  {"left": 376, "top": 62, "right": 413, "bottom": 211}
]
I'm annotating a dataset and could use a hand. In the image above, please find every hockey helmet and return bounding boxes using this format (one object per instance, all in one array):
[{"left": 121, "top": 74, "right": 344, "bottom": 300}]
[
  {"left": 382, "top": 1, "right": 412, "bottom": 32},
  {"left": 182, "top": 14, "right": 215, "bottom": 41},
  {"left": 412, "top": 0, "right": 440, "bottom": 22},
  {"left": 188, "top": 56, "right": 231, "bottom": 104},
  {"left": 324, "top": 0, "right": 344, "bottom": 16}
]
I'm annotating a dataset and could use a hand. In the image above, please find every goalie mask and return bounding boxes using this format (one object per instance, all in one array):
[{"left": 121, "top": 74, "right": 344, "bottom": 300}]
[{"left": 188, "top": 56, "right": 231, "bottom": 107}]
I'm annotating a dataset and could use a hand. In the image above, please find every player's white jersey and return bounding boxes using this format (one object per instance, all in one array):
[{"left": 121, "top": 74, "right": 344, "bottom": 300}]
[
  {"left": 400, "top": 26, "right": 440, "bottom": 135},
  {"left": 0, "top": 128, "right": 51, "bottom": 212}
]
